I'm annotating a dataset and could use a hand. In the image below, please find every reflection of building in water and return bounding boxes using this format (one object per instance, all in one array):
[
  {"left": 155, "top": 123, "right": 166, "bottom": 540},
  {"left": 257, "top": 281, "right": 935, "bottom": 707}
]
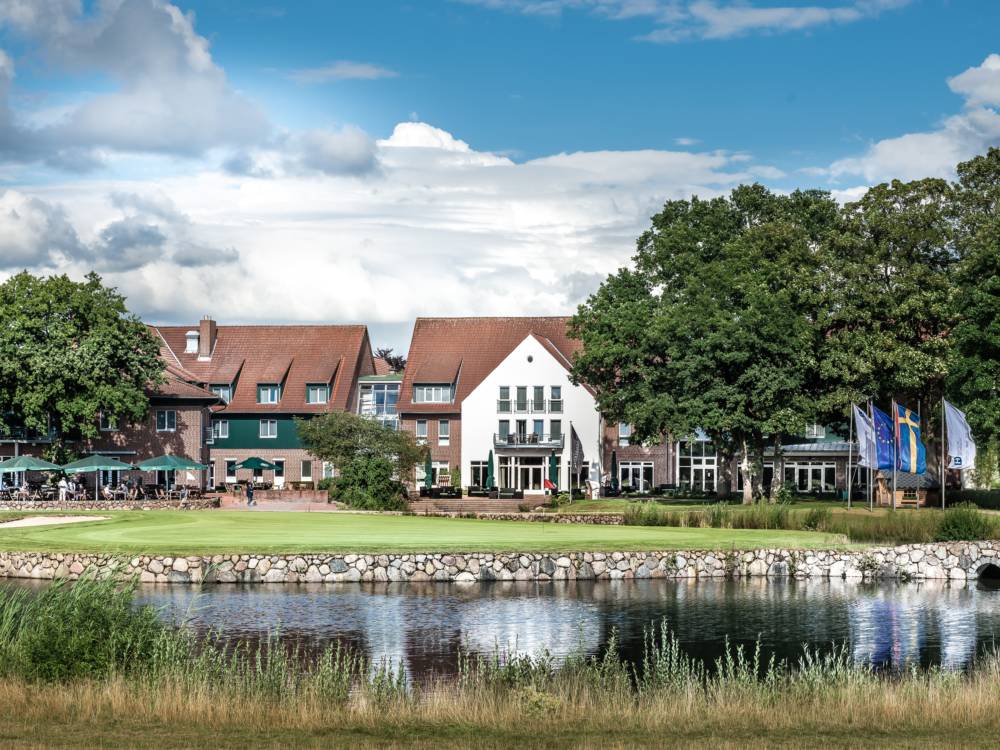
[{"left": 458, "top": 596, "right": 601, "bottom": 658}]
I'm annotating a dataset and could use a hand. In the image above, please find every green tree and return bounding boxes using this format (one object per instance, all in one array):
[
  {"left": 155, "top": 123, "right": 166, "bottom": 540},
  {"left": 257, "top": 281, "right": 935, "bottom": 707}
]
[
  {"left": 331, "top": 456, "right": 408, "bottom": 511},
  {"left": 948, "top": 148, "right": 1000, "bottom": 480},
  {"left": 571, "top": 186, "right": 838, "bottom": 502},
  {"left": 0, "top": 272, "right": 164, "bottom": 442}
]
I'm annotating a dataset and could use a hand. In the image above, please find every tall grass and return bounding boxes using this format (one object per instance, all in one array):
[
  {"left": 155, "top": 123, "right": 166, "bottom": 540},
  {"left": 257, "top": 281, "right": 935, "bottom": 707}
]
[{"left": 622, "top": 500, "right": 999, "bottom": 544}]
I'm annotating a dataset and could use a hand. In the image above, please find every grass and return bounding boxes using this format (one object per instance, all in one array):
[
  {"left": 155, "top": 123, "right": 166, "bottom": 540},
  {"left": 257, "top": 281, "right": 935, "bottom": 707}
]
[
  {"left": 0, "top": 510, "right": 844, "bottom": 554},
  {"left": 0, "top": 576, "right": 998, "bottom": 749}
]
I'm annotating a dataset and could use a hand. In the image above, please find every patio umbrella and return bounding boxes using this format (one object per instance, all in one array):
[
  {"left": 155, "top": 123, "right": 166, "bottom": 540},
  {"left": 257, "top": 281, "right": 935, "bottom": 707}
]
[
  {"left": 548, "top": 451, "right": 559, "bottom": 492},
  {"left": 62, "top": 454, "right": 135, "bottom": 497},
  {"left": 485, "top": 450, "right": 495, "bottom": 490},
  {"left": 235, "top": 457, "right": 278, "bottom": 471},
  {"left": 0, "top": 455, "right": 61, "bottom": 473},
  {"left": 424, "top": 452, "right": 433, "bottom": 490},
  {"left": 136, "top": 455, "right": 208, "bottom": 471},
  {"left": 610, "top": 450, "right": 619, "bottom": 492}
]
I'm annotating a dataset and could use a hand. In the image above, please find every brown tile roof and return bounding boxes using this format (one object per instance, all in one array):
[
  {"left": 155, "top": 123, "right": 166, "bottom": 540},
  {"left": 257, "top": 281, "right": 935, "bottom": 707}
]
[
  {"left": 151, "top": 369, "right": 220, "bottom": 401},
  {"left": 154, "top": 324, "right": 372, "bottom": 414},
  {"left": 399, "top": 317, "right": 581, "bottom": 414},
  {"left": 373, "top": 357, "right": 392, "bottom": 376}
]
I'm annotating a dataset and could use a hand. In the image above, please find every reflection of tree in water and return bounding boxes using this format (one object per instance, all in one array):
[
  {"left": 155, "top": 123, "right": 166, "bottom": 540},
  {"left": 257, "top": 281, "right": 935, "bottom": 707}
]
[{"left": 120, "top": 577, "right": 1000, "bottom": 680}]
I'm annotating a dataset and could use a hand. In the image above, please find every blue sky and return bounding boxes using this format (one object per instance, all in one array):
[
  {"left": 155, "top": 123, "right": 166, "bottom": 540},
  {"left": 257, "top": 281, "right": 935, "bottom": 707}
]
[{"left": 1, "top": 0, "right": 999, "bottom": 351}]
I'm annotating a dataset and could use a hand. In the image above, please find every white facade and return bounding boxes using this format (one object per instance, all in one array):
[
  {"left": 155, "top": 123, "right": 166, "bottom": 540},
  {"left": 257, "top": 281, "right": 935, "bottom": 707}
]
[{"left": 461, "top": 335, "right": 603, "bottom": 493}]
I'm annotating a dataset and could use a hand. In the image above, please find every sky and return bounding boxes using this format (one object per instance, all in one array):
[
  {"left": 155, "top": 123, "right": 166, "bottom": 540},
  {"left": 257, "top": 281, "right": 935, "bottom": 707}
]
[{"left": 0, "top": 0, "right": 998, "bottom": 352}]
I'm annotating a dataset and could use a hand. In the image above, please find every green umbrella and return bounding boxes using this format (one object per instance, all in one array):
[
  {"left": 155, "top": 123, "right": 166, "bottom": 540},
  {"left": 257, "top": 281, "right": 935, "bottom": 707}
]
[
  {"left": 136, "top": 454, "right": 208, "bottom": 471},
  {"left": 610, "top": 450, "right": 619, "bottom": 492},
  {"left": 424, "top": 452, "right": 433, "bottom": 490},
  {"left": 548, "top": 451, "right": 559, "bottom": 492},
  {"left": 0, "top": 455, "right": 61, "bottom": 473},
  {"left": 62, "top": 455, "right": 135, "bottom": 473},
  {"left": 235, "top": 457, "right": 278, "bottom": 471},
  {"left": 485, "top": 450, "right": 495, "bottom": 490}
]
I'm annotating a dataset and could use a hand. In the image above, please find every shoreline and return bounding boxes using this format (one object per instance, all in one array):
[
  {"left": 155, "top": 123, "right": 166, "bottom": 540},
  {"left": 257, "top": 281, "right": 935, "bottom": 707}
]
[{"left": 0, "top": 540, "right": 995, "bottom": 584}]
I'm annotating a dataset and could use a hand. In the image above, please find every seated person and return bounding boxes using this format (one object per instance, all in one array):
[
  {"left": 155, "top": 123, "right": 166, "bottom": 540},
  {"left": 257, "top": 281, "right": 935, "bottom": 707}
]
[{"left": 101, "top": 484, "right": 114, "bottom": 500}]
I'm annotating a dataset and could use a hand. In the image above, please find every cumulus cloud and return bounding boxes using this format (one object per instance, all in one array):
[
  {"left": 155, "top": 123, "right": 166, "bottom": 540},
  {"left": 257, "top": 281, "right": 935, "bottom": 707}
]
[
  {"left": 289, "top": 61, "right": 398, "bottom": 84},
  {"left": 0, "top": 0, "right": 269, "bottom": 165},
  {"left": 0, "top": 189, "right": 88, "bottom": 269},
  {"left": 825, "top": 54, "right": 1000, "bottom": 184}
]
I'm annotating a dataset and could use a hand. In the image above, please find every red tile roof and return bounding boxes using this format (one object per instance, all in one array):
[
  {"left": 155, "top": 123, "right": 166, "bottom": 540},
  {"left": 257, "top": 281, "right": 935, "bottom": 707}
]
[
  {"left": 154, "top": 324, "right": 374, "bottom": 414},
  {"left": 373, "top": 357, "right": 393, "bottom": 376},
  {"left": 399, "top": 317, "right": 581, "bottom": 414}
]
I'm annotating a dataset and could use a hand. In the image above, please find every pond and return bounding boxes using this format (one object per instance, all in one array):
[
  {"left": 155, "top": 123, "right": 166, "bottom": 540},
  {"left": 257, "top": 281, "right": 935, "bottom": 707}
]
[{"left": 104, "top": 577, "right": 1000, "bottom": 678}]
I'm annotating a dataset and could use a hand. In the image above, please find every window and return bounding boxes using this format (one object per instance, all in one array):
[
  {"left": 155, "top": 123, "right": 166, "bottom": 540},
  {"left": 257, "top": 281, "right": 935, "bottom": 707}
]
[
  {"left": 273, "top": 459, "right": 285, "bottom": 482},
  {"left": 99, "top": 469, "right": 121, "bottom": 487},
  {"left": 301, "top": 460, "right": 313, "bottom": 481},
  {"left": 323, "top": 462, "right": 334, "bottom": 479},
  {"left": 99, "top": 412, "right": 118, "bottom": 432},
  {"left": 805, "top": 424, "right": 826, "bottom": 439},
  {"left": 515, "top": 386, "right": 528, "bottom": 412},
  {"left": 413, "top": 384, "right": 452, "bottom": 403},
  {"left": 677, "top": 438, "right": 717, "bottom": 492},
  {"left": 550, "top": 420, "right": 562, "bottom": 442},
  {"left": 532, "top": 419, "right": 544, "bottom": 438},
  {"left": 470, "top": 460, "right": 489, "bottom": 487},
  {"left": 550, "top": 386, "right": 563, "bottom": 413},
  {"left": 532, "top": 386, "right": 545, "bottom": 411},
  {"left": 359, "top": 382, "right": 400, "bottom": 429},
  {"left": 306, "top": 384, "right": 329, "bottom": 404},
  {"left": 156, "top": 410, "right": 176, "bottom": 432},
  {"left": 415, "top": 420, "right": 427, "bottom": 443},
  {"left": 438, "top": 420, "right": 450, "bottom": 446},
  {"left": 212, "top": 420, "right": 229, "bottom": 439},
  {"left": 618, "top": 423, "right": 631, "bottom": 447},
  {"left": 208, "top": 461, "right": 215, "bottom": 489},
  {"left": 209, "top": 384, "right": 232, "bottom": 404},
  {"left": 781, "top": 461, "right": 837, "bottom": 493},
  {"left": 225, "top": 460, "right": 237, "bottom": 482},
  {"left": 259, "top": 419, "right": 277, "bottom": 439},
  {"left": 619, "top": 461, "right": 654, "bottom": 492},
  {"left": 257, "top": 384, "right": 280, "bottom": 404},
  {"left": 498, "top": 420, "right": 510, "bottom": 440},
  {"left": 416, "top": 460, "right": 450, "bottom": 486},
  {"left": 498, "top": 386, "right": 511, "bottom": 413}
]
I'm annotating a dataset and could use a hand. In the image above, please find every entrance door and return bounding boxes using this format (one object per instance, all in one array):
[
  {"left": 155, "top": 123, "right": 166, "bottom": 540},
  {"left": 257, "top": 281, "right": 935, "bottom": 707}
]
[{"left": 273, "top": 459, "right": 285, "bottom": 488}]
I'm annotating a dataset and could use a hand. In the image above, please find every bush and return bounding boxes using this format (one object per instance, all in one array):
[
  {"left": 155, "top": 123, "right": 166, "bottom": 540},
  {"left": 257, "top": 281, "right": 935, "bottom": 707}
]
[
  {"left": 330, "top": 457, "right": 408, "bottom": 511},
  {"left": 946, "top": 490, "right": 1000, "bottom": 510},
  {"left": 934, "top": 503, "right": 997, "bottom": 542},
  {"left": 317, "top": 477, "right": 335, "bottom": 491},
  {"left": 802, "top": 507, "right": 833, "bottom": 532},
  {"left": 706, "top": 503, "right": 732, "bottom": 528}
]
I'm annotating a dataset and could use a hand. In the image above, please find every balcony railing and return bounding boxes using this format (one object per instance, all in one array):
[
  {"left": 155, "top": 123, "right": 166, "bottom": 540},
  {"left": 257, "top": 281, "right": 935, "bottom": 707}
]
[
  {"left": 493, "top": 432, "right": 565, "bottom": 449},
  {"left": 548, "top": 399, "right": 563, "bottom": 413},
  {"left": 497, "top": 399, "right": 511, "bottom": 413},
  {"left": 0, "top": 426, "right": 58, "bottom": 443},
  {"left": 497, "top": 399, "right": 563, "bottom": 414}
]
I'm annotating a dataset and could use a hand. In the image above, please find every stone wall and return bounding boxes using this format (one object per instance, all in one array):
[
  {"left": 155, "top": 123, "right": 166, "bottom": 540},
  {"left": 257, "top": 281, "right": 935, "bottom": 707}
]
[
  {"left": 0, "top": 498, "right": 220, "bottom": 512},
  {"left": 415, "top": 512, "right": 626, "bottom": 524},
  {"left": 1, "top": 541, "right": 997, "bottom": 584}
]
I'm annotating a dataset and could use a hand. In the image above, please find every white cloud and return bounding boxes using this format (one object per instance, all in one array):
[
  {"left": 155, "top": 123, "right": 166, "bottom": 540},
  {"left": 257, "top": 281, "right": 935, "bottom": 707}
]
[
  {"left": 460, "top": 0, "right": 911, "bottom": 42},
  {"left": 289, "top": 61, "right": 398, "bottom": 84},
  {"left": 675, "top": 136, "right": 700, "bottom": 146},
  {"left": 825, "top": 54, "right": 1000, "bottom": 184}
]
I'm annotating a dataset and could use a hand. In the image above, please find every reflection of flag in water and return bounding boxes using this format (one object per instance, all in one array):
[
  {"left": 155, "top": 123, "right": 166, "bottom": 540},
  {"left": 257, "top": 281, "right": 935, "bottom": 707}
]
[
  {"left": 872, "top": 406, "right": 896, "bottom": 471},
  {"left": 895, "top": 404, "right": 927, "bottom": 474}
]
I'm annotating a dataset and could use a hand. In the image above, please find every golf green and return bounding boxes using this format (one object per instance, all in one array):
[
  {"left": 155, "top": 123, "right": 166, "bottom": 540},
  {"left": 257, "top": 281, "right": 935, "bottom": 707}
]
[{"left": 0, "top": 511, "right": 844, "bottom": 555}]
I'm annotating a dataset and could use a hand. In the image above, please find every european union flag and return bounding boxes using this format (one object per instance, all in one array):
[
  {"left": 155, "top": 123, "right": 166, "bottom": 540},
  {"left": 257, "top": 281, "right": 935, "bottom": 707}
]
[
  {"left": 895, "top": 404, "right": 927, "bottom": 474},
  {"left": 872, "top": 406, "right": 896, "bottom": 471}
]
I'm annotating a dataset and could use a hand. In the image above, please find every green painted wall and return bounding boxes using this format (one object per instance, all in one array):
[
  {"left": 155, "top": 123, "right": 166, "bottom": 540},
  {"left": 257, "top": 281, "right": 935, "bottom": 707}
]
[{"left": 210, "top": 416, "right": 306, "bottom": 450}]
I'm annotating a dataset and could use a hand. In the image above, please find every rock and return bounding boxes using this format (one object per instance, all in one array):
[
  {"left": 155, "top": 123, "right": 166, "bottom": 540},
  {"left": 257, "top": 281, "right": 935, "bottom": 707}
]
[{"left": 172, "top": 558, "right": 188, "bottom": 573}]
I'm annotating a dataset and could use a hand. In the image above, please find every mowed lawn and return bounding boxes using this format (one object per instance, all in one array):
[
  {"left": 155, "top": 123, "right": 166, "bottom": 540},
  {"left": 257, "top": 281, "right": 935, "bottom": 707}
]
[{"left": 0, "top": 511, "right": 846, "bottom": 555}]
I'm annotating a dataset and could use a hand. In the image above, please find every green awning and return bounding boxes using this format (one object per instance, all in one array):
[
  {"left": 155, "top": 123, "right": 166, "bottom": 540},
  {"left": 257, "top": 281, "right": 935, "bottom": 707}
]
[
  {"left": 62, "top": 455, "right": 135, "bottom": 473},
  {"left": 235, "top": 457, "right": 278, "bottom": 471},
  {"left": 0, "top": 455, "right": 61, "bottom": 473},
  {"left": 135, "top": 455, "right": 208, "bottom": 471}
]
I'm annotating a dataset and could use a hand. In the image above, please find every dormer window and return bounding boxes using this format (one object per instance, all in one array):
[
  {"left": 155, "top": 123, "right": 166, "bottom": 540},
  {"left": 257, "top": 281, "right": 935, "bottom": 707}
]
[
  {"left": 184, "top": 330, "right": 199, "bottom": 354},
  {"left": 413, "top": 384, "right": 452, "bottom": 404},
  {"left": 210, "top": 384, "right": 232, "bottom": 404},
  {"left": 306, "top": 384, "right": 330, "bottom": 404},
  {"left": 257, "top": 384, "right": 280, "bottom": 404}
]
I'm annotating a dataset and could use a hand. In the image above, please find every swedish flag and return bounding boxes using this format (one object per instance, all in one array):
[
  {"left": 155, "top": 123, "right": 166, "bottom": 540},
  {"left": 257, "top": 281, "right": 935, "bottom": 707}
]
[{"left": 895, "top": 404, "right": 927, "bottom": 474}]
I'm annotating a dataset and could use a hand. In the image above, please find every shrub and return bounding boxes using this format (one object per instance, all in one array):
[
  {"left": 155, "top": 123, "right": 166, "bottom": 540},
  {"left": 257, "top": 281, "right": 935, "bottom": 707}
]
[
  {"left": 706, "top": 503, "right": 732, "bottom": 528},
  {"left": 623, "top": 503, "right": 681, "bottom": 527},
  {"left": 946, "top": 489, "right": 1000, "bottom": 510},
  {"left": 802, "top": 507, "right": 833, "bottom": 532},
  {"left": 934, "top": 503, "right": 997, "bottom": 542},
  {"left": 330, "top": 457, "right": 408, "bottom": 511},
  {"left": 317, "top": 477, "right": 335, "bottom": 491}
]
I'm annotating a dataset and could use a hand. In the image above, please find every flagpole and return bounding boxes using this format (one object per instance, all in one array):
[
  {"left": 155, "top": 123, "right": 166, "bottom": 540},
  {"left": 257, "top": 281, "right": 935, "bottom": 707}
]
[
  {"left": 847, "top": 403, "right": 854, "bottom": 510},
  {"left": 868, "top": 401, "right": 874, "bottom": 512},
  {"left": 941, "top": 399, "right": 946, "bottom": 510},
  {"left": 917, "top": 399, "right": 922, "bottom": 510},
  {"left": 891, "top": 399, "right": 897, "bottom": 511}
]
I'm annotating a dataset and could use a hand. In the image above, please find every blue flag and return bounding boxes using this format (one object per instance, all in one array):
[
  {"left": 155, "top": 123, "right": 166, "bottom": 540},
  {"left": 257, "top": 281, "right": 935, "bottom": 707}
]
[
  {"left": 872, "top": 406, "right": 895, "bottom": 471},
  {"left": 895, "top": 404, "right": 927, "bottom": 474}
]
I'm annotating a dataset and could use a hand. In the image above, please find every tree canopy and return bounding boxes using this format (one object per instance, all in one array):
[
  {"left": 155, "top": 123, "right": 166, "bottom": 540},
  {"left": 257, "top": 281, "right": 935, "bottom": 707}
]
[
  {"left": 0, "top": 272, "right": 164, "bottom": 444},
  {"left": 296, "top": 410, "right": 424, "bottom": 479}
]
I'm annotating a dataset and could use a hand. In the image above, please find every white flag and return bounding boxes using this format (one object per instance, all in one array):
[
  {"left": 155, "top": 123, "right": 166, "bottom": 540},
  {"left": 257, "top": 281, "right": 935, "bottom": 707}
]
[
  {"left": 944, "top": 399, "right": 976, "bottom": 471},
  {"left": 852, "top": 404, "right": 877, "bottom": 468}
]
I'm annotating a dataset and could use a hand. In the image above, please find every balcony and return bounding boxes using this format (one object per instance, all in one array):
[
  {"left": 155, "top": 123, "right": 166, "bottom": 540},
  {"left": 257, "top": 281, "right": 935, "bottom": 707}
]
[
  {"left": 0, "top": 426, "right": 58, "bottom": 443},
  {"left": 497, "top": 399, "right": 511, "bottom": 413},
  {"left": 494, "top": 432, "right": 565, "bottom": 449},
  {"left": 498, "top": 399, "right": 562, "bottom": 414},
  {"left": 548, "top": 398, "right": 563, "bottom": 413}
]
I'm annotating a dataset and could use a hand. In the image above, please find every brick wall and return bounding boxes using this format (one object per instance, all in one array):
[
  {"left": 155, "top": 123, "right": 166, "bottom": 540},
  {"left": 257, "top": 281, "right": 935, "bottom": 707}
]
[
  {"left": 602, "top": 426, "right": 673, "bottom": 486},
  {"left": 400, "top": 414, "right": 461, "bottom": 486},
  {"left": 207, "top": 447, "right": 324, "bottom": 489}
]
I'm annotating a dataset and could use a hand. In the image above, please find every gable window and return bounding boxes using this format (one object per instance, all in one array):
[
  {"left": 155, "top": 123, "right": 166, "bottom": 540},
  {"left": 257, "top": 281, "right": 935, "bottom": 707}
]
[
  {"left": 156, "top": 410, "right": 176, "bottom": 432},
  {"left": 618, "top": 423, "right": 631, "bottom": 447},
  {"left": 99, "top": 412, "right": 118, "bottom": 432},
  {"left": 415, "top": 420, "right": 427, "bottom": 443},
  {"left": 306, "top": 384, "right": 330, "bottom": 404},
  {"left": 550, "top": 386, "right": 563, "bottom": 413},
  {"left": 498, "top": 386, "right": 511, "bottom": 413},
  {"left": 805, "top": 424, "right": 826, "bottom": 439},
  {"left": 413, "top": 384, "right": 452, "bottom": 403},
  {"left": 209, "top": 384, "right": 232, "bottom": 404},
  {"left": 438, "top": 420, "right": 450, "bottom": 446},
  {"left": 212, "top": 420, "right": 229, "bottom": 439},
  {"left": 257, "top": 384, "right": 280, "bottom": 404},
  {"left": 259, "top": 419, "right": 278, "bottom": 439}
]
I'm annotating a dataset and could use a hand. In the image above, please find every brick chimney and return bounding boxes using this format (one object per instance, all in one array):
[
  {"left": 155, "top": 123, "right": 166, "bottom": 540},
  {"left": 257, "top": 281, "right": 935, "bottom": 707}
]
[{"left": 198, "top": 316, "right": 217, "bottom": 360}]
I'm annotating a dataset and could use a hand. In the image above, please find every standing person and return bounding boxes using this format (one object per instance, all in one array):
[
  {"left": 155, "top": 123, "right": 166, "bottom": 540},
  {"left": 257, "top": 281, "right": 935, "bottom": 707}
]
[
  {"left": 245, "top": 481, "right": 255, "bottom": 507},
  {"left": 58, "top": 475, "right": 68, "bottom": 502}
]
